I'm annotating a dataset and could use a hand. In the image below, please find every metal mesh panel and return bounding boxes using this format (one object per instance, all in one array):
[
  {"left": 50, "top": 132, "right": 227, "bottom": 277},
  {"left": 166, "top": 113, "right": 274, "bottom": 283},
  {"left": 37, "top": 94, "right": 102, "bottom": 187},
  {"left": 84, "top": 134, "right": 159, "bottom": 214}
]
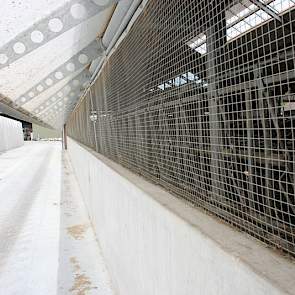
[{"left": 67, "top": 0, "right": 295, "bottom": 256}]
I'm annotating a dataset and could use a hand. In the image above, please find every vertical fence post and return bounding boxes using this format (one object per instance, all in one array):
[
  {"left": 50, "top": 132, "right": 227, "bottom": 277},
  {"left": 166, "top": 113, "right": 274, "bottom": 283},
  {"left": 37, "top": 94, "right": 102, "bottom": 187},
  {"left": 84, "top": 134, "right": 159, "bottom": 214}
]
[{"left": 63, "top": 124, "right": 67, "bottom": 150}]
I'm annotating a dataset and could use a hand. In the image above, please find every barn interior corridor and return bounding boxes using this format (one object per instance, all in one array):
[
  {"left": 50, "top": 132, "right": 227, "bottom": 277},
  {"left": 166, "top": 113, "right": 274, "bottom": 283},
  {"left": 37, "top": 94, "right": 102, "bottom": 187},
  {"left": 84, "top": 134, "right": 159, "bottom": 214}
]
[
  {"left": 0, "top": 142, "right": 114, "bottom": 295},
  {"left": 1, "top": 0, "right": 295, "bottom": 294}
]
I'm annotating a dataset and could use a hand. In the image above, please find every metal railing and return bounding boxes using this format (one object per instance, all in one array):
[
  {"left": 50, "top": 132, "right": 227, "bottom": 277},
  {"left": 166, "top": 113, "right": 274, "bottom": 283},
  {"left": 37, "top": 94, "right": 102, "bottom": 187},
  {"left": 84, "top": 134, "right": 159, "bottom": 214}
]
[{"left": 67, "top": 0, "right": 295, "bottom": 256}]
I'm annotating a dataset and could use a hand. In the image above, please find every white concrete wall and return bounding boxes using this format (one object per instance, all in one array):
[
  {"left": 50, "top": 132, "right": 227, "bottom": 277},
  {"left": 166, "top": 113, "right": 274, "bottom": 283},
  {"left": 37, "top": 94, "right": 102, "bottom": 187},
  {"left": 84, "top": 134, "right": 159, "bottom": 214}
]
[
  {"left": 0, "top": 116, "right": 24, "bottom": 152},
  {"left": 67, "top": 137, "right": 295, "bottom": 295}
]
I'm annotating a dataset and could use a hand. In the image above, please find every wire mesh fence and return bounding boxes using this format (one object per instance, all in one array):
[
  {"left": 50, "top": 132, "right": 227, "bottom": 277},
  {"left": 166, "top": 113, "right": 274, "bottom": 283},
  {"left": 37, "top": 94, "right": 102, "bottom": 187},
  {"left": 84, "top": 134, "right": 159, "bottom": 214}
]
[{"left": 67, "top": 0, "right": 295, "bottom": 256}]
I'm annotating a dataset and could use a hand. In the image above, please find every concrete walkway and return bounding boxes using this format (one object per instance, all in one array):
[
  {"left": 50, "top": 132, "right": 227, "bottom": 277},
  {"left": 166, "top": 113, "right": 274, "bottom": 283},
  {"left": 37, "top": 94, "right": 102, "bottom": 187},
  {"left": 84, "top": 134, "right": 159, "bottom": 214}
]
[{"left": 0, "top": 142, "right": 114, "bottom": 295}]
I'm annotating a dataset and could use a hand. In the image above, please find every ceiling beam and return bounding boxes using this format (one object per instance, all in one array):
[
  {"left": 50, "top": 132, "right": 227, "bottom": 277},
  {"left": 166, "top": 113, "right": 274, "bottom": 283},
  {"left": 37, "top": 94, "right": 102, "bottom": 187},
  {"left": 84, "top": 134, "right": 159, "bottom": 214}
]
[
  {"left": 0, "top": 100, "right": 50, "bottom": 127},
  {"left": 0, "top": 0, "right": 118, "bottom": 70},
  {"left": 14, "top": 40, "right": 104, "bottom": 107},
  {"left": 31, "top": 69, "right": 90, "bottom": 115},
  {"left": 40, "top": 88, "right": 82, "bottom": 120}
]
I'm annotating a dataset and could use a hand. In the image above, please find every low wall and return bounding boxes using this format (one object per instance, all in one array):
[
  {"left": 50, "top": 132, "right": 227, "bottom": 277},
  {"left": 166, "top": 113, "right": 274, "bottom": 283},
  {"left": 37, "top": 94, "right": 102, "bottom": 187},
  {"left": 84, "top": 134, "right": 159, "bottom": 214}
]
[
  {"left": 67, "top": 137, "right": 295, "bottom": 295},
  {"left": 0, "top": 116, "right": 24, "bottom": 152}
]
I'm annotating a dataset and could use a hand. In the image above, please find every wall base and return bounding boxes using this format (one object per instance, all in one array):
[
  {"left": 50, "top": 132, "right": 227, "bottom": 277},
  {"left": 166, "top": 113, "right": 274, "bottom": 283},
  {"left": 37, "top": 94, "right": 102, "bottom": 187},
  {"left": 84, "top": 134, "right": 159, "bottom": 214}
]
[{"left": 67, "top": 137, "right": 295, "bottom": 295}]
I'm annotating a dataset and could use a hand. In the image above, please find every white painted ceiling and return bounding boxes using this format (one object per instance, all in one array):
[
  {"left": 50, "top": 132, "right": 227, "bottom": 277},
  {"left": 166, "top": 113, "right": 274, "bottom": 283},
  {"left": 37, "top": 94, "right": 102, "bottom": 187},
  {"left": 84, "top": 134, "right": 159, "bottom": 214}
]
[{"left": 0, "top": 0, "right": 115, "bottom": 129}]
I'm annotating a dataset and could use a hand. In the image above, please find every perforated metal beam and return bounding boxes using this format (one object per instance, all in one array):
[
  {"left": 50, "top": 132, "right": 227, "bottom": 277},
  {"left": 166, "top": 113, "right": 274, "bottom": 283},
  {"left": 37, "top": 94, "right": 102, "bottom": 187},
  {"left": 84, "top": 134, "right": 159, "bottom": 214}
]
[
  {"left": 0, "top": 0, "right": 118, "bottom": 70},
  {"left": 44, "top": 110, "right": 65, "bottom": 123},
  {"left": 41, "top": 86, "right": 83, "bottom": 117},
  {"left": 34, "top": 89, "right": 83, "bottom": 118},
  {"left": 41, "top": 110, "right": 68, "bottom": 126},
  {"left": 32, "top": 69, "right": 90, "bottom": 116},
  {"left": 14, "top": 39, "right": 104, "bottom": 107},
  {"left": 41, "top": 92, "right": 81, "bottom": 124}
]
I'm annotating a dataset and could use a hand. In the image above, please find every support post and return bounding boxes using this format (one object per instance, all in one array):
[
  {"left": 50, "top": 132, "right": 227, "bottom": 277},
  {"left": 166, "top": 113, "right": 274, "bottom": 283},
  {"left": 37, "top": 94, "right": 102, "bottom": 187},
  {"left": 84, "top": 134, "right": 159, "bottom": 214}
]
[
  {"left": 63, "top": 124, "right": 67, "bottom": 150},
  {"left": 206, "top": 5, "right": 227, "bottom": 202}
]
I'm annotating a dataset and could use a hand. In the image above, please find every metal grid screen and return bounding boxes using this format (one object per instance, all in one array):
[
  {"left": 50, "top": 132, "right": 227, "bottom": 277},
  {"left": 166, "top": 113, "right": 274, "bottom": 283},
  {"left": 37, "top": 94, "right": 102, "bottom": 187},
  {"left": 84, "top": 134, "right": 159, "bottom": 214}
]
[{"left": 67, "top": 0, "right": 295, "bottom": 256}]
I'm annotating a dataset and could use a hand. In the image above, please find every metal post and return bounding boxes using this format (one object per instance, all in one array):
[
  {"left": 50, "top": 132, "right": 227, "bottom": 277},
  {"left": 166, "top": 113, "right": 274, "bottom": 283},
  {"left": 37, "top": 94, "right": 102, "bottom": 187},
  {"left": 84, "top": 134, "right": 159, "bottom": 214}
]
[
  {"left": 63, "top": 124, "right": 67, "bottom": 150},
  {"left": 206, "top": 6, "right": 227, "bottom": 202},
  {"left": 89, "top": 88, "right": 98, "bottom": 152}
]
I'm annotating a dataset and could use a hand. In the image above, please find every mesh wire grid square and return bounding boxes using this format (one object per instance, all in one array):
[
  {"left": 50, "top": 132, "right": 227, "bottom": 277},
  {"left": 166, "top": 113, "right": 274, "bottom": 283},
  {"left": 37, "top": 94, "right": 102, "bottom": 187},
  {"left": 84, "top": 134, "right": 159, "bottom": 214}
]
[{"left": 67, "top": 0, "right": 295, "bottom": 257}]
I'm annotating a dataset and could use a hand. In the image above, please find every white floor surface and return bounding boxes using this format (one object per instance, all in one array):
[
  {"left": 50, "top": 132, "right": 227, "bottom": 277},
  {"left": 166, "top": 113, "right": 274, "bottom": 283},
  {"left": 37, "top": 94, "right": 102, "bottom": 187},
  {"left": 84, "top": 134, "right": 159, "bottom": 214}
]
[{"left": 0, "top": 142, "right": 115, "bottom": 295}]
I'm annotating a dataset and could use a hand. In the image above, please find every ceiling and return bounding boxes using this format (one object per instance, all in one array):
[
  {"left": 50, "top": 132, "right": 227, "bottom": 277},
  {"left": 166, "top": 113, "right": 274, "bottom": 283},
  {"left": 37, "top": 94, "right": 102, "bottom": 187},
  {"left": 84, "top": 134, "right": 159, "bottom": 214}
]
[{"left": 0, "top": 0, "right": 118, "bottom": 129}]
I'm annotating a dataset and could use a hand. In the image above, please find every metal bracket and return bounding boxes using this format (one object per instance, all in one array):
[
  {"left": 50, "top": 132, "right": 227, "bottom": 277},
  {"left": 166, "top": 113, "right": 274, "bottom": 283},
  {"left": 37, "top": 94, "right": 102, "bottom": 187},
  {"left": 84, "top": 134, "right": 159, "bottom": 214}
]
[
  {"left": 249, "top": 0, "right": 283, "bottom": 22},
  {"left": 14, "top": 39, "right": 104, "bottom": 107},
  {"left": 0, "top": 0, "right": 118, "bottom": 70}
]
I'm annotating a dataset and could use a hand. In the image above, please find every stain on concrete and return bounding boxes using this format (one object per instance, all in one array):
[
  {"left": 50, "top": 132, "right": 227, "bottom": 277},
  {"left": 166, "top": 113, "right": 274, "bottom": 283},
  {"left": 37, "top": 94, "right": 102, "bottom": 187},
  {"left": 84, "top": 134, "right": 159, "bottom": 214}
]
[
  {"left": 70, "top": 257, "right": 81, "bottom": 272},
  {"left": 67, "top": 224, "right": 89, "bottom": 240},
  {"left": 69, "top": 256, "right": 98, "bottom": 295}
]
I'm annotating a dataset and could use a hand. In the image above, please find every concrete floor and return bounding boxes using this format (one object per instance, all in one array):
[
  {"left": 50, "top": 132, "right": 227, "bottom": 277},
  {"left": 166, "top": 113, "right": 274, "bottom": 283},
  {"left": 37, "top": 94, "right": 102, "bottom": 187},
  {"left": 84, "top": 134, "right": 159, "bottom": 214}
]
[{"left": 0, "top": 142, "right": 115, "bottom": 295}]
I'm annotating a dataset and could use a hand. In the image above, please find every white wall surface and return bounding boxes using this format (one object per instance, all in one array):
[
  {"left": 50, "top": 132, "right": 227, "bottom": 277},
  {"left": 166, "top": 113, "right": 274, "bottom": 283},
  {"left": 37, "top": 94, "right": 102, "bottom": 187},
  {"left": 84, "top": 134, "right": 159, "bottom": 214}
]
[
  {"left": 67, "top": 137, "right": 295, "bottom": 295},
  {"left": 0, "top": 116, "right": 24, "bottom": 152}
]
